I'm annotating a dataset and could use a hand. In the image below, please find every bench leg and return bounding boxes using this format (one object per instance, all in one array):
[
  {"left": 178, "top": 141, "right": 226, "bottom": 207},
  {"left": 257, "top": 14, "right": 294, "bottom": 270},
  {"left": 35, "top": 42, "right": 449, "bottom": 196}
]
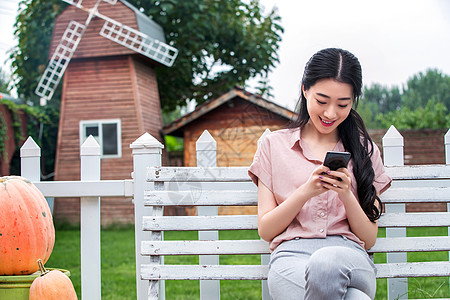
[
  {"left": 386, "top": 203, "right": 407, "bottom": 300},
  {"left": 262, "top": 254, "right": 270, "bottom": 300}
]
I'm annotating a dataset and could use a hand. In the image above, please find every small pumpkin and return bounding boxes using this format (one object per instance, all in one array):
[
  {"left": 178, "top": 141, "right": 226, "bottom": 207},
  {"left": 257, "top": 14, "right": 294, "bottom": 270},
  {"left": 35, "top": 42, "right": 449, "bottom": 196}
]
[
  {"left": 0, "top": 176, "right": 55, "bottom": 275},
  {"left": 29, "top": 259, "right": 78, "bottom": 300}
]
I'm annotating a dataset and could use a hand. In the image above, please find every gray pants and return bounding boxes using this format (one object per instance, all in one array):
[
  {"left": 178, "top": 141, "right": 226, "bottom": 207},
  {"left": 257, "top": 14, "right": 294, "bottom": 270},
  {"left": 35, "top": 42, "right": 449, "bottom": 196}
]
[{"left": 268, "top": 235, "right": 376, "bottom": 300}]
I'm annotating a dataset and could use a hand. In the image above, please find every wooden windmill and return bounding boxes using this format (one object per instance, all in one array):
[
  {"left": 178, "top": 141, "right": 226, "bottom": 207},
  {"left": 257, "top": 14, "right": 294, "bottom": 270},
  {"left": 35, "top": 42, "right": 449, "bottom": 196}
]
[
  {"left": 36, "top": 0, "right": 178, "bottom": 104},
  {"left": 36, "top": 0, "right": 178, "bottom": 225}
]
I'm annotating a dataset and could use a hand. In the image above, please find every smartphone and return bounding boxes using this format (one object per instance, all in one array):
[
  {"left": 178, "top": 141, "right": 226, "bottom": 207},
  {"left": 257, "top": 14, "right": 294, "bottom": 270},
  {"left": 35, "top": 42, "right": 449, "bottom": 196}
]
[{"left": 323, "top": 151, "right": 351, "bottom": 171}]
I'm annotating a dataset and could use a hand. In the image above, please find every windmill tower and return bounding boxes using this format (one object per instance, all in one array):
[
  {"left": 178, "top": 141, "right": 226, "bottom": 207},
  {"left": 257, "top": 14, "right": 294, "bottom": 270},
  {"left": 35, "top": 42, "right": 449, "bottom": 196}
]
[{"left": 37, "top": 0, "right": 178, "bottom": 225}]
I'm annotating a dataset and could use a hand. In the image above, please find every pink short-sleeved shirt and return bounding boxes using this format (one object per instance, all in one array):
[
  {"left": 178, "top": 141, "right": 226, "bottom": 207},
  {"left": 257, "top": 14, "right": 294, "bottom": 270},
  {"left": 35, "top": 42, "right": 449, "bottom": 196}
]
[{"left": 248, "top": 128, "right": 391, "bottom": 252}]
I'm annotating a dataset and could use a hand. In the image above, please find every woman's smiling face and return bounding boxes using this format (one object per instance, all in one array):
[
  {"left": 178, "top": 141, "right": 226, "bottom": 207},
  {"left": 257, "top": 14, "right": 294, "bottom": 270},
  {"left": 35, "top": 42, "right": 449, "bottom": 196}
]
[{"left": 303, "top": 78, "right": 354, "bottom": 137}]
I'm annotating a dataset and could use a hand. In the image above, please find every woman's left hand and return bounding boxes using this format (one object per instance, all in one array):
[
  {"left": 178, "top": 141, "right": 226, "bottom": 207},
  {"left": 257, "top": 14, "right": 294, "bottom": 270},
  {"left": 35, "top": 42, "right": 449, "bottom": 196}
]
[{"left": 319, "top": 167, "right": 353, "bottom": 200}]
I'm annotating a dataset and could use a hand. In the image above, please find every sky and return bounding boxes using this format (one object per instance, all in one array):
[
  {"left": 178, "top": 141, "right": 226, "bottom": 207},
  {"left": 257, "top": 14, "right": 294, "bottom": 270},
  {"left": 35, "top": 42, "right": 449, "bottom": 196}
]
[
  {"left": 0, "top": 0, "right": 20, "bottom": 71},
  {"left": 252, "top": 0, "right": 450, "bottom": 109},
  {"left": 1, "top": 0, "right": 450, "bottom": 110}
]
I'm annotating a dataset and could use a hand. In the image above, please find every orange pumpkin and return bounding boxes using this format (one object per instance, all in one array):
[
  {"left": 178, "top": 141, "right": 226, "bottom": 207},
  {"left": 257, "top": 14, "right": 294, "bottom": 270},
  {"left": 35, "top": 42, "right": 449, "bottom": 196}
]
[
  {"left": 29, "top": 259, "right": 78, "bottom": 300},
  {"left": 0, "top": 176, "right": 55, "bottom": 275}
]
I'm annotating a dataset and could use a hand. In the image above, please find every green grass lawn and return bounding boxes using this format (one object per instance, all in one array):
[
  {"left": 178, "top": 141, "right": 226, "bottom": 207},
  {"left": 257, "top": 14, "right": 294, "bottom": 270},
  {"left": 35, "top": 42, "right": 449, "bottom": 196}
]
[{"left": 46, "top": 225, "right": 449, "bottom": 299}]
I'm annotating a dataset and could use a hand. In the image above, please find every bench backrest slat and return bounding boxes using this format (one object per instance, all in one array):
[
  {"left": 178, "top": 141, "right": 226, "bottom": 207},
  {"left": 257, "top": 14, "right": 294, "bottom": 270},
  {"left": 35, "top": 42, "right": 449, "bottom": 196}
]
[
  {"left": 141, "top": 236, "right": 450, "bottom": 256},
  {"left": 377, "top": 212, "right": 450, "bottom": 227},
  {"left": 144, "top": 190, "right": 257, "bottom": 206},
  {"left": 147, "top": 167, "right": 250, "bottom": 182},
  {"left": 146, "top": 165, "right": 450, "bottom": 182},
  {"left": 142, "top": 240, "right": 270, "bottom": 256},
  {"left": 141, "top": 265, "right": 269, "bottom": 281},
  {"left": 142, "top": 212, "right": 450, "bottom": 232},
  {"left": 384, "top": 165, "right": 450, "bottom": 180},
  {"left": 140, "top": 261, "right": 450, "bottom": 281},
  {"left": 142, "top": 215, "right": 258, "bottom": 231},
  {"left": 375, "top": 261, "right": 450, "bottom": 278},
  {"left": 368, "top": 236, "right": 450, "bottom": 253},
  {"left": 381, "top": 187, "right": 450, "bottom": 203},
  {"left": 144, "top": 186, "right": 450, "bottom": 206}
]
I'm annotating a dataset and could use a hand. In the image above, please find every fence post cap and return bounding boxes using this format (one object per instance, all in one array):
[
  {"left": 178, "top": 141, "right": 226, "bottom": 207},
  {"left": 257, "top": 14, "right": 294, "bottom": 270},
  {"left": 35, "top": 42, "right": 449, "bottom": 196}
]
[
  {"left": 20, "top": 136, "right": 41, "bottom": 157},
  {"left": 445, "top": 128, "right": 450, "bottom": 144},
  {"left": 382, "top": 125, "right": 404, "bottom": 147},
  {"left": 196, "top": 130, "right": 216, "bottom": 151},
  {"left": 257, "top": 128, "right": 271, "bottom": 148},
  {"left": 80, "top": 135, "right": 101, "bottom": 156},
  {"left": 130, "top": 132, "right": 164, "bottom": 153}
]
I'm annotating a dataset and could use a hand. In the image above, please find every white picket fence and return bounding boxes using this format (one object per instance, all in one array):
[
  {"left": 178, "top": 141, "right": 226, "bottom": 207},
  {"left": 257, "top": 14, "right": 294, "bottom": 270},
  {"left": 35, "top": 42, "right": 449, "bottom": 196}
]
[{"left": 19, "top": 126, "right": 450, "bottom": 300}]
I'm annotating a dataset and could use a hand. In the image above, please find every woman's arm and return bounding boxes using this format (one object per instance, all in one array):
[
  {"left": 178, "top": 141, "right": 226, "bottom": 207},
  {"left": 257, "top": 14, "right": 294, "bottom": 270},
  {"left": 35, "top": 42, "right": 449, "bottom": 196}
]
[
  {"left": 320, "top": 168, "right": 378, "bottom": 249},
  {"left": 257, "top": 165, "right": 330, "bottom": 242},
  {"left": 342, "top": 193, "right": 379, "bottom": 249}
]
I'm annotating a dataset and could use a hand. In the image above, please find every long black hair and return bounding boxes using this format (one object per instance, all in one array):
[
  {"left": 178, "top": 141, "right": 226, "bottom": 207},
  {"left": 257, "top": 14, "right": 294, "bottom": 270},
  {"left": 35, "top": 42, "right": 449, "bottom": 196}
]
[{"left": 290, "top": 48, "right": 382, "bottom": 222}]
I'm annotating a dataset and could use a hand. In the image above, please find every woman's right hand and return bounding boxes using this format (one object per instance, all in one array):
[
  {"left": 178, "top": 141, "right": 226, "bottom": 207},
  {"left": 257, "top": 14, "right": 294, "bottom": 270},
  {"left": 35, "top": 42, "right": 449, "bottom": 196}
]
[
  {"left": 300, "top": 165, "right": 331, "bottom": 199},
  {"left": 258, "top": 165, "right": 330, "bottom": 241}
]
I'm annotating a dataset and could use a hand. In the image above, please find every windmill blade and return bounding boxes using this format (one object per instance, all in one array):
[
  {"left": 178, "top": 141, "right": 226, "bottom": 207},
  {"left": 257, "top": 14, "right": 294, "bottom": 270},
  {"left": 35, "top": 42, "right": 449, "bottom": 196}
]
[
  {"left": 99, "top": 18, "right": 178, "bottom": 67},
  {"left": 62, "top": 0, "right": 117, "bottom": 8},
  {"left": 35, "top": 20, "right": 86, "bottom": 103},
  {"left": 62, "top": 0, "right": 83, "bottom": 8},
  {"left": 102, "top": 0, "right": 118, "bottom": 4}
]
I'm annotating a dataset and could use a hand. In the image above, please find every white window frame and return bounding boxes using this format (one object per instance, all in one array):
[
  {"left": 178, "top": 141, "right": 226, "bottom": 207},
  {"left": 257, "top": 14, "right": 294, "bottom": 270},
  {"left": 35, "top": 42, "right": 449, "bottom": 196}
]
[{"left": 79, "top": 119, "right": 122, "bottom": 159}]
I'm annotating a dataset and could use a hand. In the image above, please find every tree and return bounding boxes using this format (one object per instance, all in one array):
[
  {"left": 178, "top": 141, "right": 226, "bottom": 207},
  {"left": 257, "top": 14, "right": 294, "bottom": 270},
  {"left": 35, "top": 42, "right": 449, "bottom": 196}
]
[
  {"left": 360, "top": 70, "right": 450, "bottom": 129},
  {"left": 376, "top": 99, "right": 450, "bottom": 130},
  {"left": 402, "top": 69, "right": 450, "bottom": 111},
  {"left": 359, "top": 83, "right": 402, "bottom": 128},
  {"left": 356, "top": 100, "right": 380, "bottom": 129},
  {"left": 10, "top": 0, "right": 65, "bottom": 107},
  {"left": 10, "top": 0, "right": 283, "bottom": 111},
  {"left": 0, "top": 67, "right": 11, "bottom": 94},
  {"left": 361, "top": 83, "right": 402, "bottom": 114}
]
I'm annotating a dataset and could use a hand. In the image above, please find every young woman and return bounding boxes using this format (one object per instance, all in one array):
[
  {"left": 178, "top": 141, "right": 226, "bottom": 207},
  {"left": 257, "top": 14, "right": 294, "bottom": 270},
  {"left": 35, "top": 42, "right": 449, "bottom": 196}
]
[{"left": 248, "top": 48, "right": 391, "bottom": 299}]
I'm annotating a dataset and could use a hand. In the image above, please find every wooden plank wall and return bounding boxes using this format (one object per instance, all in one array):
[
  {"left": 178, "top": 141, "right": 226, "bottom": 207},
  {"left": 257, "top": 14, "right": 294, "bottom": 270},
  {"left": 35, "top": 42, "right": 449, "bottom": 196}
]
[
  {"left": 53, "top": 55, "right": 162, "bottom": 225},
  {"left": 183, "top": 98, "right": 291, "bottom": 168},
  {"left": 369, "top": 129, "right": 447, "bottom": 165},
  {"left": 132, "top": 57, "right": 163, "bottom": 140}
]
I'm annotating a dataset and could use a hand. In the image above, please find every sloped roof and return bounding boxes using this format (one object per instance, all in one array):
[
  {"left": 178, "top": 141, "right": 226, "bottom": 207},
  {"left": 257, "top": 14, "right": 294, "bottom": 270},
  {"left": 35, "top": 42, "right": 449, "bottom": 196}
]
[
  {"left": 163, "top": 87, "right": 295, "bottom": 136},
  {"left": 119, "top": 0, "right": 166, "bottom": 43}
]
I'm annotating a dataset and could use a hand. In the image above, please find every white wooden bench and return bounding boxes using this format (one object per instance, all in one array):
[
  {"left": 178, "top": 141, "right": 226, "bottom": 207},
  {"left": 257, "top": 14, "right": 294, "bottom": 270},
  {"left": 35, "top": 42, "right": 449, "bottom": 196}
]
[
  {"left": 132, "top": 128, "right": 450, "bottom": 300},
  {"left": 139, "top": 165, "right": 450, "bottom": 299}
]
